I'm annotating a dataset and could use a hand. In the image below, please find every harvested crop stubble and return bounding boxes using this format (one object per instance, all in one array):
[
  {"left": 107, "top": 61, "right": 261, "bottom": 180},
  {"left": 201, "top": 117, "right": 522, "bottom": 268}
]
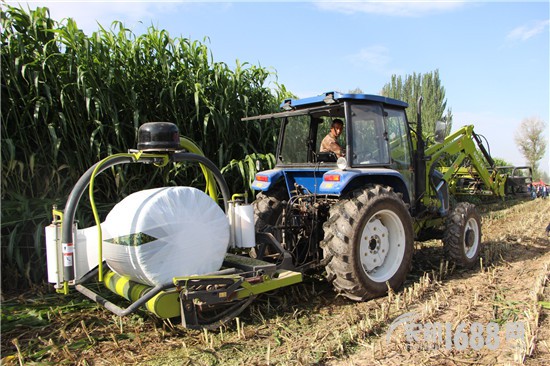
[{"left": 1, "top": 199, "right": 549, "bottom": 365}]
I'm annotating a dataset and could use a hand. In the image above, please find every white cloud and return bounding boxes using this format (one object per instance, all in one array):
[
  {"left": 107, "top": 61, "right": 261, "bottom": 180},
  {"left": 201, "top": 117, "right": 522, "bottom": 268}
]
[
  {"left": 507, "top": 19, "right": 550, "bottom": 42},
  {"left": 348, "top": 45, "right": 391, "bottom": 67},
  {"left": 315, "top": 0, "right": 466, "bottom": 17},
  {"left": 9, "top": 1, "right": 181, "bottom": 35},
  {"left": 346, "top": 45, "right": 405, "bottom": 78}
]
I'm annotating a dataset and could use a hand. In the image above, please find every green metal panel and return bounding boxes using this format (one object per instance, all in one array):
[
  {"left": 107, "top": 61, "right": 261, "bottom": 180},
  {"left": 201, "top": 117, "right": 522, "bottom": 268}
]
[
  {"left": 103, "top": 270, "right": 181, "bottom": 319},
  {"left": 235, "top": 270, "right": 303, "bottom": 299}
]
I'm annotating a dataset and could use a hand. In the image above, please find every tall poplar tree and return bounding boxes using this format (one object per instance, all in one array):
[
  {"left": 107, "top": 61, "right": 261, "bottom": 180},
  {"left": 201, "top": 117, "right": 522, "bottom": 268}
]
[{"left": 380, "top": 70, "right": 453, "bottom": 139}]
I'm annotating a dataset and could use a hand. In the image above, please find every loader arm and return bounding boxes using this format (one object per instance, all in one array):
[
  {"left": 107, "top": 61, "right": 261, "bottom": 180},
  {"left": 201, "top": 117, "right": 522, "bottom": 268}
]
[{"left": 424, "top": 125, "right": 507, "bottom": 202}]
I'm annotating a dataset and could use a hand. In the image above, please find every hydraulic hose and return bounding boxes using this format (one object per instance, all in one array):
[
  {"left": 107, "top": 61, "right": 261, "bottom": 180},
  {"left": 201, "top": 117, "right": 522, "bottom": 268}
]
[
  {"left": 171, "top": 152, "right": 231, "bottom": 213},
  {"left": 180, "top": 137, "right": 219, "bottom": 201}
]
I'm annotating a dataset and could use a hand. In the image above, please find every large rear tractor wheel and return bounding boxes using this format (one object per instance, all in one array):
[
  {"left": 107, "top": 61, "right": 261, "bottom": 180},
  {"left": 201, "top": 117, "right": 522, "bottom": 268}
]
[
  {"left": 251, "top": 185, "right": 289, "bottom": 263},
  {"left": 443, "top": 202, "right": 481, "bottom": 268},
  {"left": 252, "top": 185, "right": 288, "bottom": 234},
  {"left": 321, "top": 185, "right": 414, "bottom": 301}
]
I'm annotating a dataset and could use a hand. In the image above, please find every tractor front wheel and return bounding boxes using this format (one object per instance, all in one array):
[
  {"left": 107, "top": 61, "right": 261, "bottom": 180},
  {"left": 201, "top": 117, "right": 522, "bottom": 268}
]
[
  {"left": 321, "top": 185, "right": 414, "bottom": 301},
  {"left": 443, "top": 202, "right": 481, "bottom": 268}
]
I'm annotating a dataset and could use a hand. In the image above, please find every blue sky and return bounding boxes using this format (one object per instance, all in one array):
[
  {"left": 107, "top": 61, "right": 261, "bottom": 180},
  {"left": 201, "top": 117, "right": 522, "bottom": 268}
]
[{"left": 12, "top": 1, "right": 550, "bottom": 173}]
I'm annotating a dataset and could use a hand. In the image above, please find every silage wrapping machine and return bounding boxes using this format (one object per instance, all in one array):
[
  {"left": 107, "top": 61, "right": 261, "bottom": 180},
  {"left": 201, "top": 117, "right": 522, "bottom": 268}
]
[
  {"left": 47, "top": 91, "right": 533, "bottom": 330},
  {"left": 45, "top": 122, "right": 302, "bottom": 329}
]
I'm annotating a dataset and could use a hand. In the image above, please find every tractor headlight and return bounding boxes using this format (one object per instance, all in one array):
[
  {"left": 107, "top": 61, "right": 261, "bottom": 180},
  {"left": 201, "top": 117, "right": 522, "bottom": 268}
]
[{"left": 337, "top": 157, "right": 347, "bottom": 170}]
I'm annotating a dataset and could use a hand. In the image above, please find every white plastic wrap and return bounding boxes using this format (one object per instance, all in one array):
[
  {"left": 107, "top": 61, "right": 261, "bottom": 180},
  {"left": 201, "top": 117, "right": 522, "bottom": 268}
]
[
  {"left": 74, "top": 225, "right": 101, "bottom": 280},
  {"left": 102, "top": 187, "right": 230, "bottom": 286}
]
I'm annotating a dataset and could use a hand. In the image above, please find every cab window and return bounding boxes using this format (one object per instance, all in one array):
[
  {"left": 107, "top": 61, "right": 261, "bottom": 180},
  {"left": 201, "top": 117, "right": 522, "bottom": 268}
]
[
  {"left": 350, "top": 104, "right": 389, "bottom": 165},
  {"left": 385, "top": 108, "right": 411, "bottom": 166},
  {"left": 279, "top": 115, "right": 309, "bottom": 164}
]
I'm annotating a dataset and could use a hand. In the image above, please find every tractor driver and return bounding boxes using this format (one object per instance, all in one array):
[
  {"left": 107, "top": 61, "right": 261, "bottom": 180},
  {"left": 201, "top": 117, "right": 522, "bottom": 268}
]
[{"left": 320, "top": 119, "right": 345, "bottom": 158}]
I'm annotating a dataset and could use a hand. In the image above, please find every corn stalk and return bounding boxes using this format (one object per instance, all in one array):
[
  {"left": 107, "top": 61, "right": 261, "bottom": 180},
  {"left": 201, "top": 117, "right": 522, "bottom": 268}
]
[{"left": 1, "top": 5, "right": 291, "bottom": 288}]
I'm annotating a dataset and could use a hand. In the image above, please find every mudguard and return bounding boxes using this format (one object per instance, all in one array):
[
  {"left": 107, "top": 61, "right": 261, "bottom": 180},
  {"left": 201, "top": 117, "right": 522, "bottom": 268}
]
[{"left": 253, "top": 167, "right": 409, "bottom": 199}]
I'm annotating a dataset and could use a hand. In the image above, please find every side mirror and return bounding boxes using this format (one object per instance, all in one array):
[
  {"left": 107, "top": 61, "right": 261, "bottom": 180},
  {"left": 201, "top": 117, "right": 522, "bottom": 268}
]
[{"left": 434, "top": 121, "right": 447, "bottom": 144}]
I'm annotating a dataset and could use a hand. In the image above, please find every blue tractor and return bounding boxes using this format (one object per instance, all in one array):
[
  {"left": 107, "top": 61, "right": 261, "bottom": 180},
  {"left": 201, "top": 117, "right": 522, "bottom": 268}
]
[{"left": 243, "top": 91, "right": 485, "bottom": 301}]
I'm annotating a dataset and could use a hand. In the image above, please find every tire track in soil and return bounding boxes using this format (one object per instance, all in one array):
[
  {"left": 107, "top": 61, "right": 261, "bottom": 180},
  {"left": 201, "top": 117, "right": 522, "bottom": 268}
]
[{"left": 329, "top": 199, "right": 550, "bottom": 366}]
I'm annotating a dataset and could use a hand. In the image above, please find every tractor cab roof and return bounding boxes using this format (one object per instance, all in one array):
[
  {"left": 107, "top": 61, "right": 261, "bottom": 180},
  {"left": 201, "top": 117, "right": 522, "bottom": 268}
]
[
  {"left": 242, "top": 91, "right": 408, "bottom": 122},
  {"left": 281, "top": 91, "right": 408, "bottom": 110}
]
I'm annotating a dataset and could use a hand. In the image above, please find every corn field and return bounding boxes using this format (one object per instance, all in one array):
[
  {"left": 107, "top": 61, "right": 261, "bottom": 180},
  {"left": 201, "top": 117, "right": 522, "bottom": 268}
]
[{"left": 1, "top": 5, "right": 290, "bottom": 289}]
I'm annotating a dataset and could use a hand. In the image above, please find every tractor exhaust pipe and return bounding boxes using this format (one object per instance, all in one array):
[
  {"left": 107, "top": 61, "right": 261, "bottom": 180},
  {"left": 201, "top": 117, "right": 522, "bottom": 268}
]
[{"left": 415, "top": 96, "right": 426, "bottom": 214}]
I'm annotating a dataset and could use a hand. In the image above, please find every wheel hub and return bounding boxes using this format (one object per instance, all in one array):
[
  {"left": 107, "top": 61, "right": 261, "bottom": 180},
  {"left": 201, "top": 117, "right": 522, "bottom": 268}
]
[
  {"left": 361, "top": 217, "right": 389, "bottom": 272},
  {"left": 464, "top": 228, "right": 475, "bottom": 248},
  {"left": 462, "top": 217, "right": 480, "bottom": 258},
  {"left": 369, "top": 236, "right": 380, "bottom": 251}
]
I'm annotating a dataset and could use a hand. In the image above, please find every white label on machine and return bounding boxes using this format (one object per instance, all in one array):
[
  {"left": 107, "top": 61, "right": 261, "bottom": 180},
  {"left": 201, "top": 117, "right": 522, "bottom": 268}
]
[{"left": 62, "top": 243, "right": 74, "bottom": 267}]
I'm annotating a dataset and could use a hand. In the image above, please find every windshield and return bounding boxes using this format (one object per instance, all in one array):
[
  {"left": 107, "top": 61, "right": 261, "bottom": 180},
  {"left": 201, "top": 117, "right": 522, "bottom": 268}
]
[{"left": 279, "top": 113, "right": 346, "bottom": 165}]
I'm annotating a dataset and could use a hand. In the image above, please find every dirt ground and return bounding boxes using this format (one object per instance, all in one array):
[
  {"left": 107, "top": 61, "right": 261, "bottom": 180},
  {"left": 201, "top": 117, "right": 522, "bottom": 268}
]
[{"left": 2, "top": 198, "right": 549, "bottom": 365}]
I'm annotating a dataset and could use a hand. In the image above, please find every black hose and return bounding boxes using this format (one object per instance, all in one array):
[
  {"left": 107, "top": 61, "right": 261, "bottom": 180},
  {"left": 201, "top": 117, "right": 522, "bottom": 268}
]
[
  {"left": 75, "top": 282, "right": 171, "bottom": 317},
  {"left": 61, "top": 155, "right": 135, "bottom": 280},
  {"left": 472, "top": 132, "right": 495, "bottom": 167}
]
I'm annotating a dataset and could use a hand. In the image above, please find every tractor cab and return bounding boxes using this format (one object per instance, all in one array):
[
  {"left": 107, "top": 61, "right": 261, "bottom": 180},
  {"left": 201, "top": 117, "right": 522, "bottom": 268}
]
[{"left": 244, "top": 91, "right": 415, "bottom": 205}]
